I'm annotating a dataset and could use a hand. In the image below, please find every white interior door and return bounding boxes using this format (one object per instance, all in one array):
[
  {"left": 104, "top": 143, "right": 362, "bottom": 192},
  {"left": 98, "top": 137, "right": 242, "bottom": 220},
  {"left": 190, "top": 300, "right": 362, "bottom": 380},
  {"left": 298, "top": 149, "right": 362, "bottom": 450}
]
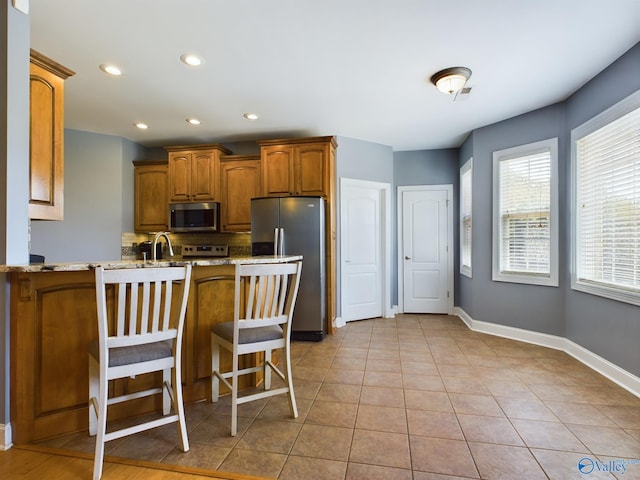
[
  {"left": 341, "top": 180, "right": 383, "bottom": 322},
  {"left": 400, "top": 187, "right": 452, "bottom": 313}
]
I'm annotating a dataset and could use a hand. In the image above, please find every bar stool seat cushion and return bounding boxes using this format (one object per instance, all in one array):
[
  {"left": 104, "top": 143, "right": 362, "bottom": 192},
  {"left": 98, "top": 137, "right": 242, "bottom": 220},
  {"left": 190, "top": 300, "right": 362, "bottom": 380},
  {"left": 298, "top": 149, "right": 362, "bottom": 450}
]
[
  {"left": 212, "top": 322, "right": 283, "bottom": 344},
  {"left": 88, "top": 340, "right": 173, "bottom": 367}
]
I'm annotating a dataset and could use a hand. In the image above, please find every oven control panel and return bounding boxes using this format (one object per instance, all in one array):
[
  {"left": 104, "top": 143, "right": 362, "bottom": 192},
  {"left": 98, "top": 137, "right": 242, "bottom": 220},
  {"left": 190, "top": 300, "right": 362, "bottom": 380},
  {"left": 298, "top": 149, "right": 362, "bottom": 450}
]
[{"left": 182, "top": 244, "right": 229, "bottom": 258}]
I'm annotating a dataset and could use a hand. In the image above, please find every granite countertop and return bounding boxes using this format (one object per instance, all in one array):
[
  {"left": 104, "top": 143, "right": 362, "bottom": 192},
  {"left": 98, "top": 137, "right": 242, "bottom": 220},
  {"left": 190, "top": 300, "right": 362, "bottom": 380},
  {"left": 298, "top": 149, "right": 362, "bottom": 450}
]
[{"left": 0, "top": 255, "right": 303, "bottom": 273}]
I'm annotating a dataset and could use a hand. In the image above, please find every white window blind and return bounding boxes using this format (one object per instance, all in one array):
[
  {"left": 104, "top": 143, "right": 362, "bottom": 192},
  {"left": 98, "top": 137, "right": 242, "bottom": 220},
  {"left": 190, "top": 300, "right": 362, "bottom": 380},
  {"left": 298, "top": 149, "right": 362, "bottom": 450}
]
[
  {"left": 499, "top": 151, "right": 551, "bottom": 275},
  {"left": 460, "top": 159, "right": 472, "bottom": 276},
  {"left": 575, "top": 104, "right": 640, "bottom": 298}
]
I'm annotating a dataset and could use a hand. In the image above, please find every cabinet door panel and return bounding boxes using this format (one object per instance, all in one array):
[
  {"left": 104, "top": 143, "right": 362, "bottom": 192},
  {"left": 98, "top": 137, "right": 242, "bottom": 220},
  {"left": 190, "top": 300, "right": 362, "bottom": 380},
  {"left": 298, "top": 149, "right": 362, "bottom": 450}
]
[
  {"left": 29, "top": 75, "right": 56, "bottom": 204},
  {"left": 192, "top": 274, "right": 235, "bottom": 383},
  {"left": 29, "top": 62, "right": 66, "bottom": 220},
  {"left": 190, "top": 273, "right": 256, "bottom": 393},
  {"left": 262, "top": 147, "right": 294, "bottom": 196},
  {"left": 168, "top": 153, "right": 192, "bottom": 201},
  {"left": 220, "top": 159, "right": 261, "bottom": 231},
  {"left": 295, "top": 144, "right": 327, "bottom": 196},
  {"left": 11, "top": 271, "right": 98, "bottom": 442},
  {"left": 191, "top": 152, "right": 217, "bottom": 201},
  {"left": 134, "top": 164, "right": 168, "bottom": 232},
  {"left": 38, "top": 283, "right": 96, "bottom": 415}
]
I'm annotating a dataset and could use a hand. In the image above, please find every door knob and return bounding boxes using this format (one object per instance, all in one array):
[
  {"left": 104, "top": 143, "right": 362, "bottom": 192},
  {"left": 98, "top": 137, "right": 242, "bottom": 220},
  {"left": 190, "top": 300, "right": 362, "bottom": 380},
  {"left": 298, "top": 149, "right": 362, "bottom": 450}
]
[{"left": 405, "top": 256, "right": 411, "bottom": 260}]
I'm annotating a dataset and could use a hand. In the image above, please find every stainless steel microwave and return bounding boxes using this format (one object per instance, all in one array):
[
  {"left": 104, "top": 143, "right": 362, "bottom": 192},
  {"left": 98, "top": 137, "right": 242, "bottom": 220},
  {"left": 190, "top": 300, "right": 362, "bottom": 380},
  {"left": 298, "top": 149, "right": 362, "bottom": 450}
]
[{"left": 169, "top": 202, "right": 219, "bottom": 232}]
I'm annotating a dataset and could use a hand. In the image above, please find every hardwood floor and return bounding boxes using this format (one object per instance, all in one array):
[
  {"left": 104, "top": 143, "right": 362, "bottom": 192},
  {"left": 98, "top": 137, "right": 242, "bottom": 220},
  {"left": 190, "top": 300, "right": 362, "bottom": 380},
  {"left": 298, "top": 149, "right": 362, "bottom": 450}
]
[{"left": 0, "top": 444, "right": 272, "bottom": 480}]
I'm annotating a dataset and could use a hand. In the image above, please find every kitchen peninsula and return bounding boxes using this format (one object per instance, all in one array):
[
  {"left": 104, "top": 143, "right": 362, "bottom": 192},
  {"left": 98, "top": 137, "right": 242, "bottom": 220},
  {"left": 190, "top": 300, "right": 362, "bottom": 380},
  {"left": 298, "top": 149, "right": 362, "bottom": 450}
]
[{"left": 3, "top": 255, "right": 301, "bottom": 445}]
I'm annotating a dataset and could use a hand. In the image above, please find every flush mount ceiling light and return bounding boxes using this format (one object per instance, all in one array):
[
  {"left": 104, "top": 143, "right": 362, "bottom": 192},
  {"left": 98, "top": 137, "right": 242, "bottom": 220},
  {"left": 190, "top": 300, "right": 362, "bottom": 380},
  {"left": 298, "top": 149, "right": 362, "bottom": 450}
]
[
  {"left": 186, "top": 118, "right": 201, "bottom": 125},
  {"left": 430, "top": 66, "right": 472, "bottom": 94},
  {"left": 99, "top": 64, "right": 122, "bottom": 76},
  {"left": 134, "top": 122, "right": 148, "bottom": 130},
  {"left": 243, "top": 113, "right": 259, "bottom": 121},
  {"left": 180, "top": 54, "right": 203, "bottom": 67}
]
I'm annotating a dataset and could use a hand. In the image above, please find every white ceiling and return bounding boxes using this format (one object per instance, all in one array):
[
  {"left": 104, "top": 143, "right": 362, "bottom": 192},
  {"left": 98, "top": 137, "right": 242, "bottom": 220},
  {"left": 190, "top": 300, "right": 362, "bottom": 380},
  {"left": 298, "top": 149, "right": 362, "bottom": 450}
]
[{"left": 29, "top": 0, "right": 640, "bottom": 152}]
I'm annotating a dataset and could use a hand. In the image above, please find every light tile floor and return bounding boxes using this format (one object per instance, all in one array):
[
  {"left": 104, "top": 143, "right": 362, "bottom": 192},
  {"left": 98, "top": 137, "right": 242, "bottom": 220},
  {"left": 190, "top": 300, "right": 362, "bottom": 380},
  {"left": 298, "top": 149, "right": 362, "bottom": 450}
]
[{"left": 39, "top": 314, "right": 640, "bottom": 479}]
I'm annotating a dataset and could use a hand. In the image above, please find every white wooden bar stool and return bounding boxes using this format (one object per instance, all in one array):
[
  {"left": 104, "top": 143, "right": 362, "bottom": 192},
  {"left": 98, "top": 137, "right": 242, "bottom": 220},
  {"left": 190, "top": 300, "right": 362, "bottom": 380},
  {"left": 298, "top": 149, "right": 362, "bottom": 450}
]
[
  {"left": 211, "top": 261, "right": 302, "bottom": 436},
  {"left": 88, "top": 264, "right": 192, "bottom": 480}
]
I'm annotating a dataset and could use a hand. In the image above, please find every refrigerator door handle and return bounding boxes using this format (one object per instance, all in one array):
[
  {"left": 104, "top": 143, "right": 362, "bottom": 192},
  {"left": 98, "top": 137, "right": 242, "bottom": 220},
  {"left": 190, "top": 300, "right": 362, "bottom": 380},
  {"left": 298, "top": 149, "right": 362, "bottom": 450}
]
[
  {"left": 279, "top": 228, "right": 284, "bottom": 256},
  {"left": 273, "top": 228, "right": 279, "bottom": 256}
]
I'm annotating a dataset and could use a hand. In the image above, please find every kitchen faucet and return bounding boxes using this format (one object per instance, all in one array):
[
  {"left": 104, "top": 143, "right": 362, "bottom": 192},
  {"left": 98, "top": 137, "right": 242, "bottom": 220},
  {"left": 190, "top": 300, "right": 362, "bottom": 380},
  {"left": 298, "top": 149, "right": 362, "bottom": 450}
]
[{"left": 152, "top": 231, "right": 174, "bottom": 261}]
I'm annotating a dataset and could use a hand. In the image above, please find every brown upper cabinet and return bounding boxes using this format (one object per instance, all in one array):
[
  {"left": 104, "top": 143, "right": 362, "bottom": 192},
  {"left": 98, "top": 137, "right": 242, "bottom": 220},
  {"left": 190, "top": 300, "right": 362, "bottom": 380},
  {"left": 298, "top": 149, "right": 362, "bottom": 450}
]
[
  {"left": 219, "top": 155, "right": 261, "bottom": 232},
  {"left": 133, "top": 161, "right": 168, "bottom": 232},
  {"left": 258, "top": 136, "right": 337, "bottom": 198},
  {"left": 165, "top": 144, "right": 231, "bottom": 202},
  {"left": 29, "top": 50, "right": 75, "bottom": 220}
]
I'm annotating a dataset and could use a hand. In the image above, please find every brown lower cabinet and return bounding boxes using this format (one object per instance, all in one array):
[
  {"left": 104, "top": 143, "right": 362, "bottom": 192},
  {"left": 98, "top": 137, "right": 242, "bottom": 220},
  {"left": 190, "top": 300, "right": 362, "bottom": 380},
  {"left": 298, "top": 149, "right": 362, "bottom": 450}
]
[{"left": 9, "top": 264, "right": 259, "bottom": 444}]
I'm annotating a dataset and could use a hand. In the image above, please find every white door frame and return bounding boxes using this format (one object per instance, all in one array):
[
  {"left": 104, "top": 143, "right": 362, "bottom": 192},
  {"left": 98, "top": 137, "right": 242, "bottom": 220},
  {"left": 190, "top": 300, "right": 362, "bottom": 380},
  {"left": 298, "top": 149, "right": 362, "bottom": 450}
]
[
  {"left": 339, "top": 178, "right": 393, "bottom": 326},
  {"left": 397, "top": 185, "right": 454, "bottom": 315}
]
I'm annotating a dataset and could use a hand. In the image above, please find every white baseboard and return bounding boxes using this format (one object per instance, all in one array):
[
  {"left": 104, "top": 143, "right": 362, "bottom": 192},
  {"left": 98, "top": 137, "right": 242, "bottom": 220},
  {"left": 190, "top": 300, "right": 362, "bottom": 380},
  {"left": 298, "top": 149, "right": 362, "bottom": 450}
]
[
  {"left": 454, "top": 307, "right": 640, "bottom": 399},
  {"left": 335, "top": 316, "right": 346, "bottom": 328},
  {"left": 1, "top": 423, "right": 13, "bottom": 451}
]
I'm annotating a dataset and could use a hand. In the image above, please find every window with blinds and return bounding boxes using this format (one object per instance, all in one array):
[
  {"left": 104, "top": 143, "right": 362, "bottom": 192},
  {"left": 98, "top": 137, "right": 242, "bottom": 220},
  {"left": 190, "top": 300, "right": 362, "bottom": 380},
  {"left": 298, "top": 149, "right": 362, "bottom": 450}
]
[
  {"left": 460, "top": 158, "right": 472, "bottom": 277},
  {"left": 492, "top": 138, "right": 559, "bottom": 286},
  {"left": 572, "top": 91, "right": 640, "bottom": 305}
]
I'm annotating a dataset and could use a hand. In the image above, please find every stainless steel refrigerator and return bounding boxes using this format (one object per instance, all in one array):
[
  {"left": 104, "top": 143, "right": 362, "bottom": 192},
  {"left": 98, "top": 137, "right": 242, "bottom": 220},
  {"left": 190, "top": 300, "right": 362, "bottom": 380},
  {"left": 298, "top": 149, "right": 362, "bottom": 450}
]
[{"left": 251, "top": 196, "right": 325, "bottom": 341}]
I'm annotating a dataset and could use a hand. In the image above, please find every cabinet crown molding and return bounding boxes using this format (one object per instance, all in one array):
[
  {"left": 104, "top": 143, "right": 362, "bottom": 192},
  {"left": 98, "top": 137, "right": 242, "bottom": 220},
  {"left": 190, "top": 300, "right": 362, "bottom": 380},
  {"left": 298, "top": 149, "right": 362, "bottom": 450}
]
[
  {"left": 257, "top": 136, "right": 337, "bottom": 148},
  {"left": 164, "top": 144, "right": 232, "bottom": 154},
  {"left": 133, "top": 159, "right": 168, "bottom": 166},
  {"left": 220, "top": 154, "right": 260, "bottom": 162},
  {"left": 30, "top": 49, "right": 75, "bottom": 79}
]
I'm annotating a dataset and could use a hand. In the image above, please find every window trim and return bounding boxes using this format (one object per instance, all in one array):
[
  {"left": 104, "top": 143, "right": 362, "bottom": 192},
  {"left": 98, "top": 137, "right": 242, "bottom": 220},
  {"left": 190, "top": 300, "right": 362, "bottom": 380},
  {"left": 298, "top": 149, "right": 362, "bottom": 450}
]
[
  {"left": 460, "top": 157, "right": 473, "bottom": 278},
  {"left": 492, "top": 138, "right": 559, "bottom": 287},
  {"left": 571, "top": 89, "right": 640, "bottom": 306}
]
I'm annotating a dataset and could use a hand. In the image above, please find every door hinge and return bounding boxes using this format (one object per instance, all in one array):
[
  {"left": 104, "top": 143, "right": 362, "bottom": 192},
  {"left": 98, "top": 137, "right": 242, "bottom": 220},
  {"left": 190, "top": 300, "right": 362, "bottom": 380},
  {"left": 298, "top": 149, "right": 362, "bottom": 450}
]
[{"left": 447, "top": 291, "right": 450, "bottom": 298}]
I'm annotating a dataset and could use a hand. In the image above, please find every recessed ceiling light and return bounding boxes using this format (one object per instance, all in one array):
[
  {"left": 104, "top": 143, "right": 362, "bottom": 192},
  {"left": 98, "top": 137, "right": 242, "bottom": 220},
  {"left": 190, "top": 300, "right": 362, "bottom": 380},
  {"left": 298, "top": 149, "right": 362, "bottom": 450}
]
[
  {"left": 243, "top": 113, "right": 259, "bottom": 121},
  {"left": 99, "top": 64, "right": 122, "bottom": 76},
  {"left": 180, "top": 54, "right": 203, "bottom": 67},
  {"left": 135, "top": 123, "right": 148, "bottom": 130},
  {"left": 186, "top": 118, "right": 201, "bottom": 125}
]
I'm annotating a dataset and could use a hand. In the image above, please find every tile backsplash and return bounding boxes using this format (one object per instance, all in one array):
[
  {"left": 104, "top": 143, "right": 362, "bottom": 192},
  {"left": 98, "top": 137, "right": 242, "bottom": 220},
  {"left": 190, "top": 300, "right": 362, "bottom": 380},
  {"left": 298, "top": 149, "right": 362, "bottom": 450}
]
[{"left": 121, "top": 232, "right": 252, "bottom": 260}]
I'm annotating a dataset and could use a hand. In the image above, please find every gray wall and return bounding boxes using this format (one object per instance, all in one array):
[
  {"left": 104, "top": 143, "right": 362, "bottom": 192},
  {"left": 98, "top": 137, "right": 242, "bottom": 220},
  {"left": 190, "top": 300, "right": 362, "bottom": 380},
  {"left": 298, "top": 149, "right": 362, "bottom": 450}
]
[
  {"left": 457, "top": 133, "right": 474, "bottom": 314},
  {"left": 337, "top": 136, "right": 394, "bottom": 183},
  {"left": 463, "top": 103, "right": 567, "bottom": 337},
  {"left": 335, "top": 136, "right": 394, "bottom": 316},
  {"left": 393, "top": 149, "right": 459, "bottom": 307},
  {"left": 456, "top": 43, "right": 640, "bottom": 378},
  {"left": 1, "top": 0, "right": 30, "bottom": 430},
  {"left": 30, "top": 130, "right": 158, "bottom": 262},
  {"left": 31, "top": 130, "right": 124, "bottom": 261},
  {"left": 563, "top": 43, "right": 640, "bottom": 376}
]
